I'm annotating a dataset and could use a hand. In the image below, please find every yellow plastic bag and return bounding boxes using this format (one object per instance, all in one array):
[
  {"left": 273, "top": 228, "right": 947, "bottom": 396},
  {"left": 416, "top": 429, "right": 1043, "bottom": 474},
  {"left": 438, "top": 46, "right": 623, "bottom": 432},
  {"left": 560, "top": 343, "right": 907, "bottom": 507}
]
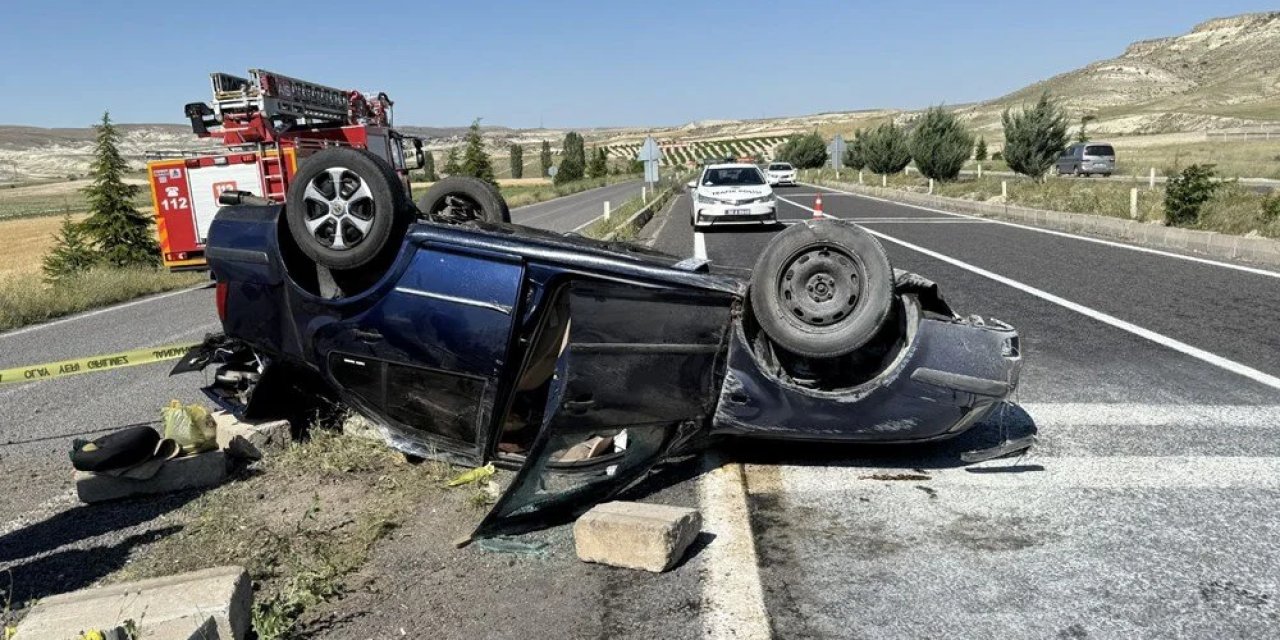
[
  {"left": 447, "top": 463, "right": 495, "bottom": 487},
  {"left": 162, "top": 400, "right": 217, "bottom": 455}
]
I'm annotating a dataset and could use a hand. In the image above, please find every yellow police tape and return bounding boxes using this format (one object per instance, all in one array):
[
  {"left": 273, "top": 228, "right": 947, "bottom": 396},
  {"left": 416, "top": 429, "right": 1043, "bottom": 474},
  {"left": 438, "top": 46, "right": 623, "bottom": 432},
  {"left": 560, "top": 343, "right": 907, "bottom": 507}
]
[{"left": 0, "top": 343, "right": 200, "bottom": 386}]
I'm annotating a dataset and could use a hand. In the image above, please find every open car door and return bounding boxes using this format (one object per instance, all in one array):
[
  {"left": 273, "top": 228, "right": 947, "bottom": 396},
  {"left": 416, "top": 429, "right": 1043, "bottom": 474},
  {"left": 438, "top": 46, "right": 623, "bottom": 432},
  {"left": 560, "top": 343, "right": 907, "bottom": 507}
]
[{"left": 471, "top": 277, "right": 735, "bottom": 539}]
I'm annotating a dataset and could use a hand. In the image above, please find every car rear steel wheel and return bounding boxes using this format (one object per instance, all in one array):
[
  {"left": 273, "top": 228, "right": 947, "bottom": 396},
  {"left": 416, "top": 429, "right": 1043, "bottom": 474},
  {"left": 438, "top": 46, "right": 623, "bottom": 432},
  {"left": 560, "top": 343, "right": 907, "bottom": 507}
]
[
  {"left": 777, "top": 245, "right": 863, "bottom": 327},
  {"left": 750, "top": 219, "right": 894, "bottom": 358}
]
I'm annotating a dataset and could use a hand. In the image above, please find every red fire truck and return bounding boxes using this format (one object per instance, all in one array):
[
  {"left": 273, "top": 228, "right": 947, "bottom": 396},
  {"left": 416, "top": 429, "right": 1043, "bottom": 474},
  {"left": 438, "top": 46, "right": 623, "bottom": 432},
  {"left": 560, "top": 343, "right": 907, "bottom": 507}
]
[{"left": 147, "top": 69, "right": 425, "bottom": 271}]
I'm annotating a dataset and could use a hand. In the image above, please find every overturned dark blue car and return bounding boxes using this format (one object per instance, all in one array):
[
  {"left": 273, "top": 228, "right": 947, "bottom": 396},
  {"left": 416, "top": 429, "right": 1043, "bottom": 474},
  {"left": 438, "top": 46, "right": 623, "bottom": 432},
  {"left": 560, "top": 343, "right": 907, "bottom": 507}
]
[{"left": 178, "top": 148, "right": 1022, "bottom": 537}]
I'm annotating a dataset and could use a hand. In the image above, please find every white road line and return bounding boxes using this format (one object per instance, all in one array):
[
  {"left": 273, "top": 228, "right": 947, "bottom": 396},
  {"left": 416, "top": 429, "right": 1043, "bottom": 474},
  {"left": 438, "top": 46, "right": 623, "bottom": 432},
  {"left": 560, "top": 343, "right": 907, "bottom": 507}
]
[
  {"left": 801, "top": 182, "right": 1280, "bottom": 280},
  {"left": 776, "top": 195, "right": 1280, "bottom": 392},
  {"left": 0, "top": 284, "right": 210, "bottom": 341},
  {"left": 699, "top": 454, "right": 772, "bottom": 640},
  {"left": 847, "top": 217, "right": 990, "bottom": 224},
  {"left": 776, "top": 457, "right": 1280, "bottom": 490},
  {"left": 1017, "top": 403, "right": 1280, "bottom": 428},
  {"left": 694, "top": 230, "right": 708, "bottom": 261}
]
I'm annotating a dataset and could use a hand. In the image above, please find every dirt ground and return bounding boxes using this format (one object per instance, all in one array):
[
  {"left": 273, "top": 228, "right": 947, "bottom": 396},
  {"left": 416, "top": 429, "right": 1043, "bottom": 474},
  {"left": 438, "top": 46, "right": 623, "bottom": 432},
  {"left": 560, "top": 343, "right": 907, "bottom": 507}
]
[{"left": 0, "top": 213, "right": 87, "bottom": 278}]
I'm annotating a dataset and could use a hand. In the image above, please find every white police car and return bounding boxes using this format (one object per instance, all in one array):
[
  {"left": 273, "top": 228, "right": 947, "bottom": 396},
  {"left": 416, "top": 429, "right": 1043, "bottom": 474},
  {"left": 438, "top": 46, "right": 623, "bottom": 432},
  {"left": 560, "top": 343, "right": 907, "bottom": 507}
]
[{"left": 687, "top": 163, "right": 778, "bottom": 229}]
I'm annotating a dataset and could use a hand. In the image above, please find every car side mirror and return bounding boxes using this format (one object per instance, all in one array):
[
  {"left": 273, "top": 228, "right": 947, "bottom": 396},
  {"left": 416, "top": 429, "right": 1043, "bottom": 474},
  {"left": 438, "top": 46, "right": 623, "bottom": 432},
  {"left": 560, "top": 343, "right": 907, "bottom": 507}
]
[
  {"left": 401, "top": 138, "right": 424, "bottom": 170},
  {"left": 686, "top": 180, "right": 697, "bottom": 191}
]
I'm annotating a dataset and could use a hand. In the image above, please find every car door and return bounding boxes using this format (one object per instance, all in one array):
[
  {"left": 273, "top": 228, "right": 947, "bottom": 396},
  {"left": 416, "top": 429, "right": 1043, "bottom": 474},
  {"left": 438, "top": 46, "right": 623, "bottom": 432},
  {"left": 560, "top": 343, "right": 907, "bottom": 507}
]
[
  {"left": 470, "top": 276, "right": 735, "bottom": 538},
  {"left": 320, "top": 241, "right": 524, "bottom": 464}
]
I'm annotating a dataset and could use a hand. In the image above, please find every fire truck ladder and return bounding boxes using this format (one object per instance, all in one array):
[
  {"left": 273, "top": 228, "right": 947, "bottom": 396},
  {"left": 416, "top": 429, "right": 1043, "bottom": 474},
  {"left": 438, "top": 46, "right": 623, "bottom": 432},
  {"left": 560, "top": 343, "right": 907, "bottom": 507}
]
[
  {"left": 210, "top": 69, "right": 351, "bottom": 125},
  {"left": 260, "top": 143, "right": 289, "bottom": 201}
]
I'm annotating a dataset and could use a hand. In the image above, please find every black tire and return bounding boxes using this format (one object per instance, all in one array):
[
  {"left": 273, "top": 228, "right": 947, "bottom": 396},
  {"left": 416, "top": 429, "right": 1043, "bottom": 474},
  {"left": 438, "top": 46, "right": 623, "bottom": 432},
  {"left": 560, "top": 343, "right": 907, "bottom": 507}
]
[
  {"left": 416, "top": 176, "right": 511, "bottom": 224},
  {"left": 285, "top": 147, "right": 410, "bottom": 270},
  {"left": 750, "top": 219, "right": 894, "bottom": 359}
]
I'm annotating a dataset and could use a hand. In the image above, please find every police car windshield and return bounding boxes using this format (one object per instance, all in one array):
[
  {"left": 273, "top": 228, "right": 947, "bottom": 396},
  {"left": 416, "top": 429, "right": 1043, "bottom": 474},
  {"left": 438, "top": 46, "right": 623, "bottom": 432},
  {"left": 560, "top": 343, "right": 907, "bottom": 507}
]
[{"left": 703, "top": 167, "right": 765, "bottom": 186}]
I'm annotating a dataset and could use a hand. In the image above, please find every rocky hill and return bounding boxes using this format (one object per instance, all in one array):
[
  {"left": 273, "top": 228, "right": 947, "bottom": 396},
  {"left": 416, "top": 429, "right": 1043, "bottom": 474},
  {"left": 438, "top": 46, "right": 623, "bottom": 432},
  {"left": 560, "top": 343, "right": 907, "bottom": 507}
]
[{"left": 961, "top": 12, "right": 1280, "bottom": 135}]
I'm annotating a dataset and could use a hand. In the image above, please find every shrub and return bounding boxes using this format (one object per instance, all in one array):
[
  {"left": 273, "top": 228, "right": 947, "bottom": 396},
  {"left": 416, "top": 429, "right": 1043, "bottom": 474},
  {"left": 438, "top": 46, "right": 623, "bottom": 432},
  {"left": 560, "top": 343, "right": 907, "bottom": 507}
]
[
  {"left": 587, "top": 148, "right": 608, "bottom": 179},
  {"left": 1001, "top": 92, "right": 1069, "bottom": 182},
  {"left": 442, "top": 147, "right": 461, "bottom": 175},
  {"left": 974, "top": 137, "right": 988, "bottom": 162},
  {"left": 42, "top": 214, "right": 96, "bottom": 282},
  {"left": 1263, "top": 194, "right": 1280, "bottom": 223},
  {"left": 1164, "top": 164, "right": 1221, "bottom": 227},
  {"left": 776, "top": 133, "right": 827, "bottom": 169},
  {"left": 862, "top": 122, "right": 912, "bottom": 175},
  {"left": 843, "top": 129, "right": 867, "bottom": 170},
  {"left": 909, "top": 107, "right": 974, "bottom": 182}
]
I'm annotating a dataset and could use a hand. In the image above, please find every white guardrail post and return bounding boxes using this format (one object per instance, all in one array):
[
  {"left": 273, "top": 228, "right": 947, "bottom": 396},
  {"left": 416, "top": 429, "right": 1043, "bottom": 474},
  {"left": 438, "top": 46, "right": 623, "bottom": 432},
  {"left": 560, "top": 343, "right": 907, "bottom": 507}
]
[
  {"left": 604, "top": 201, "right": 611, "bottom": 220},
  {"left": 1149, "top": 168, "right": 1156, "bottom": 191},
  {"left": 1130, "top": 188, "right": 1139, "bottom": 219}
]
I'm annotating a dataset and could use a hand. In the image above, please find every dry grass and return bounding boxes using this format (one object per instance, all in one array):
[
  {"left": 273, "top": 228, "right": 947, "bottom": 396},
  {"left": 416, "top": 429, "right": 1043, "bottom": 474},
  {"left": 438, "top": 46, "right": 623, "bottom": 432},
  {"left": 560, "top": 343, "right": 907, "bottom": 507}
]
[
  {"left": 0, "top": 213, "right": 88, "bottom": 278},
  {"left": 1107, "top": 138, "right": 1280, "bottom": 180},
  {"left": 0, "top": 268, "right": 206, "bottom": 332},
  {"left": 501, "top": 174, "right": 636, "bottom": 209},
  {"left": 813, "top": 169, "right": 1280, "bottom": 238},
  {"left": 110, "top": 428, "right": 458, "bottom": 639}
]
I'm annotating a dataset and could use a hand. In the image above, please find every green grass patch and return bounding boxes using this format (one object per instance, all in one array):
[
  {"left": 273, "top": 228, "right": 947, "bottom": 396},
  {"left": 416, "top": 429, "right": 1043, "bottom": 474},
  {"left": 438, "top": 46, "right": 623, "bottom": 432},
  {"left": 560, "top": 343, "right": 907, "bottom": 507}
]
[{"left": 0, "top": 267, "right": 206, "bottom": 333}]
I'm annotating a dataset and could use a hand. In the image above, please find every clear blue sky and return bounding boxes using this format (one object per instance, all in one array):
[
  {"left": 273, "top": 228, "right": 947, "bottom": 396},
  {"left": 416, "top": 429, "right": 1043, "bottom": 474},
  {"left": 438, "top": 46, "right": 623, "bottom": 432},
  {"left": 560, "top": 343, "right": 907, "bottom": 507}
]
[{"left": 1, "top": 0, "right": 1274, "bottom": 129}]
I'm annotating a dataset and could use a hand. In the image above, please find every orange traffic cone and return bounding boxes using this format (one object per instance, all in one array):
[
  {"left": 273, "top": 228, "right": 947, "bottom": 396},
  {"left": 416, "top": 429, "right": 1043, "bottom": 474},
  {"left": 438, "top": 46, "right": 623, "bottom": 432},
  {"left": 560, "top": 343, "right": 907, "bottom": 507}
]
[{"left": 813, "top": 194, "right": 824, "bottom": 219}]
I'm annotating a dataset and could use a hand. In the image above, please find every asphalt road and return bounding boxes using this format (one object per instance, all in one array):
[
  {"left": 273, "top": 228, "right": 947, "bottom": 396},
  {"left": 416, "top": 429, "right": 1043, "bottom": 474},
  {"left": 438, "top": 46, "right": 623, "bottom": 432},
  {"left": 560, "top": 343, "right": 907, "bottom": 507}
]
[
  {"left": 509, "top": 179, "right": 643, "bottom": 232},
  {"left": 651, "top": 185, "right": 1280, "bottom": 639}
]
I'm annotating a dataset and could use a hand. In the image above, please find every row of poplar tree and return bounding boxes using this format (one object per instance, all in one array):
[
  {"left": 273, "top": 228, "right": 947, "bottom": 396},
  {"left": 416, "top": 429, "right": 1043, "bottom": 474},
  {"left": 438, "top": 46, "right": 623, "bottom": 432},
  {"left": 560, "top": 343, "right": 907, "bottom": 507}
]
[
  {"left": 774, "top": 92, "right": 1080, "bottom": 183},
  {"left": 420, "top": 122, "right": 616, "bottom": 187}
]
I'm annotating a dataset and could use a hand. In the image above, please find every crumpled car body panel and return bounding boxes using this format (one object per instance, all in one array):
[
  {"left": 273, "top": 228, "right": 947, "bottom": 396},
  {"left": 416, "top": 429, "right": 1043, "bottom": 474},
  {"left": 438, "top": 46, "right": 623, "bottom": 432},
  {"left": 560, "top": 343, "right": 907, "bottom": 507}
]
[{"left": 194, "top": 205, "right": 1021, "bottom": 537}]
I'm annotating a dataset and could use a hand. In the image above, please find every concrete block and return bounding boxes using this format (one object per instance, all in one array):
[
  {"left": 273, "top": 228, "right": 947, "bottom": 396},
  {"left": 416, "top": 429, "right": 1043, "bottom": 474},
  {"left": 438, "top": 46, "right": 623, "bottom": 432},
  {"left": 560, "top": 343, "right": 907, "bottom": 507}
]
[
  {"left": 15, "top": 565, "right": 251, "bottom": 639},
  {"left": 574, "top": 501, "right": 701, "bottom": 572},
  {"left": 76, "top": 451, "right": 227, "bottom": 504},
  {"left": 213, "top": 410, "right": 291, "bottom": 460}
]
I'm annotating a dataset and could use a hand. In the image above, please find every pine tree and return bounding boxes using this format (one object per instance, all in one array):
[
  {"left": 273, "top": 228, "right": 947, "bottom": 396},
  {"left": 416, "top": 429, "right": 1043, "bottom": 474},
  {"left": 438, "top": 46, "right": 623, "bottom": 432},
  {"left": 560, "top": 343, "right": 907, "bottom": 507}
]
[
  {"left": 509, "top": 144, "right": 524, "bottom": 179},
  {"left": 974, "top": 137, "right": 988, "bottom": 162},
  {"left": 843, "top": 129, "right": 867, "bottom": 170},
  {"left": 79, "top": 112, "right": 157, "bottom": 267},
  {"left": 421, "top": 149, "right": 437, "bottom": 181},
  {"left": 1002, "top": 92, "right": 1069, "bottom": 182},
  {"left": 42, "top": 214, "right": 96, "bottom": 282},
  {"left": 587, "top": 147, "right": 609, "bottom": 179},
  {"left": 1076, "top": 115, "right": 1097, "bottom": 144},
  {"left": 459, "top": 119, "right": 497, "bottom": 186},
  {"left": 556, "top": 132, "right": 586, "bottom": 184},
  {"left": 909, "top": 107, "right": 974, "bottom": 182},
  {"left": 443, "top": 147, "right": 461, "bottom": 176},
  {"left": 540, "top": 140, "right": 553, "bottom": 177},
  {"left": 862, "top": 122, "right": 912, "bottom": 175}
]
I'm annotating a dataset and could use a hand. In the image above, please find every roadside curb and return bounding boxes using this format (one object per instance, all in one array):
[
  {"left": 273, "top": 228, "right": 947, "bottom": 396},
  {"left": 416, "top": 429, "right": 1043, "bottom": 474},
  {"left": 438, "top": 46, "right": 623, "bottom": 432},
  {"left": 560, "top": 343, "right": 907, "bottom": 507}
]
[
  {"left": 601, "top": 187, "right": 677, "bottom": 241},
  {"left": 807, "top": 180, "right": 1280, "bottom": 269}
]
